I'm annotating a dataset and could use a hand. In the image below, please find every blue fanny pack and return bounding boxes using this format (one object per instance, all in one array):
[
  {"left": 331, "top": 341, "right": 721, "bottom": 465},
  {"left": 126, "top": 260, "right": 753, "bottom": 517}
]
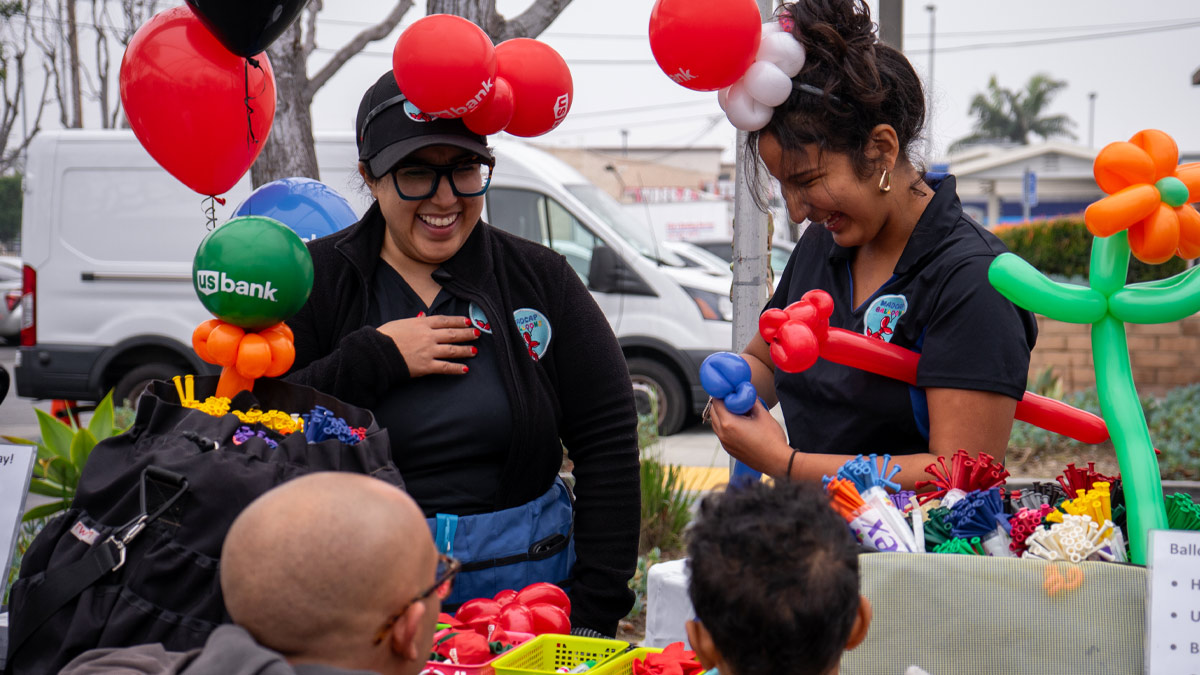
[{"left": 427, "top": 478, "right": 576, "bottom": 605}]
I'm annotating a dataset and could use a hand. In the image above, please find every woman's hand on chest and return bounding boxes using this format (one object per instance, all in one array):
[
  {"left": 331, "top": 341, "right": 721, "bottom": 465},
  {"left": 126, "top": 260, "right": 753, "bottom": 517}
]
[{"left": 378, "top": 314, "right": 480, "bottom": 377}]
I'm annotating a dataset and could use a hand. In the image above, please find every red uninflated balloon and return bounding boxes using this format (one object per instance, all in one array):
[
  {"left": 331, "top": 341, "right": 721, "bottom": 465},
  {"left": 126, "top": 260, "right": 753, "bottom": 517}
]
[
  {"left": 649, "top": 0, "right": 762, "bottom": 92},
  {"left": 393, "top": 14, "right": 496, "bottom": 119},
  {"left": 495, "top": 39, "right": 573, "bottom": 138},
  {"left": 120, "top": 6, "right": 276, "bottom": 196},
  {"left": 464, "top": 76, "right": 514, "bottom": 136}
]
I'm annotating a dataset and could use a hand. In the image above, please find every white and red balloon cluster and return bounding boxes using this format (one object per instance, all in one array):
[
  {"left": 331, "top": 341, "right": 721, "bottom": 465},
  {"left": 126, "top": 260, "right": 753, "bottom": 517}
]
[
  {"left": 393, "top": 15, "right": 573, "bottom": 138},
  {"left": 649, "top": 0, "right": 807, "bottom": 131}
]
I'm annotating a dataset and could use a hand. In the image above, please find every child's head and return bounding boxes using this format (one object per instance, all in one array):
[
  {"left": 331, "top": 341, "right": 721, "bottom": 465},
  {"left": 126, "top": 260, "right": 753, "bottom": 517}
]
[{"left": 685, "top": 480, "right": 870, "bottom": 675}]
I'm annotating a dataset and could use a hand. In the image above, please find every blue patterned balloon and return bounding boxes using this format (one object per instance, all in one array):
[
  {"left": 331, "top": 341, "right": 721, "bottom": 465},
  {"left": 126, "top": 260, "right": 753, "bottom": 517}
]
[{"left": 234, "top": 177, "right": 358, "bottom": 243}]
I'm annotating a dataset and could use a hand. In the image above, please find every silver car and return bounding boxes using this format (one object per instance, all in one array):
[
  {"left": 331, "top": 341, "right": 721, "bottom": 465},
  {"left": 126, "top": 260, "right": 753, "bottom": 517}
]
[{"left": 0, "top": 256, "right": 23, "bottom": 342}]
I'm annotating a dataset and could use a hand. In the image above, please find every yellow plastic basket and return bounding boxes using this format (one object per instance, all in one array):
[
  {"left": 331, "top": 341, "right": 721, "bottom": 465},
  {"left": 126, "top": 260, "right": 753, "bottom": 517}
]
[
  {"left": 587, "top": 648, "right": 664, "bottom": 675},
  {"left": 492, "top": 634, "right": 629, "bottom": 675}
]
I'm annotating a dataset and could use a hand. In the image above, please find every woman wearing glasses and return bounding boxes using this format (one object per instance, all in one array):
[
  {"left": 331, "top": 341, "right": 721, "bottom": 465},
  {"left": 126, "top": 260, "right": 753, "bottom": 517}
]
[{"left": 284, "top": 71, "right": 639, "bottom": 639}]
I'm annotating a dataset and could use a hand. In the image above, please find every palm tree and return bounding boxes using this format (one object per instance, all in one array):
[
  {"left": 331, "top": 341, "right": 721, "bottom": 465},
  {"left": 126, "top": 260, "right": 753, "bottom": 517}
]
[{"left": 950, "top": 74, "right": 1077, "bottom": 151}]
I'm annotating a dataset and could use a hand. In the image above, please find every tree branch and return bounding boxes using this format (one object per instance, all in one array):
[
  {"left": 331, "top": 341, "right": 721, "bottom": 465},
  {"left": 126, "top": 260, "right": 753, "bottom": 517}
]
[
  {"left": 302, "top": 0, "right": 321, "bottom": 59},
  {"left": 304, "top": 0, "right": 412, "bottom": 100},
  {"left": 492, "top": 0, "right": 572, "bottom": 41}
]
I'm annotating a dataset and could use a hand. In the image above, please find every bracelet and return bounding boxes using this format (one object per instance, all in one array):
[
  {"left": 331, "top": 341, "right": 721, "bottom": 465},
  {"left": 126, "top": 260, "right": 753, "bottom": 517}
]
[{"left": 786, "top": 449, "right": 800, "bottom": 481}]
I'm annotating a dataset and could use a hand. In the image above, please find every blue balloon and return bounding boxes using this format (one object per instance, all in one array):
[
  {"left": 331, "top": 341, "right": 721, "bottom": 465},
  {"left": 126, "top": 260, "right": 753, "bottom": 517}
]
[{"left": 234, "top": 177, "right": 358, "bottom": 242}]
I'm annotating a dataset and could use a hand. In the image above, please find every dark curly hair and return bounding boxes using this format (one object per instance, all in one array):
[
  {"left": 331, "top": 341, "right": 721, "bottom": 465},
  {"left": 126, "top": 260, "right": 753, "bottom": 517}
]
[
  {"left": 687, "top": 480, "right": 860, "bottom": 675},
  {"left": 747, "top": 0, "right": 927, "bottom": 206}
]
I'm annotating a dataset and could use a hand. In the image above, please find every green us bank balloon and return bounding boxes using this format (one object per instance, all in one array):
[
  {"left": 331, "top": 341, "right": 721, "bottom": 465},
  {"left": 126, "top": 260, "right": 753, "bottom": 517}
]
[{"left": 192, "top": 216, "right": 314, "bottom": 330}]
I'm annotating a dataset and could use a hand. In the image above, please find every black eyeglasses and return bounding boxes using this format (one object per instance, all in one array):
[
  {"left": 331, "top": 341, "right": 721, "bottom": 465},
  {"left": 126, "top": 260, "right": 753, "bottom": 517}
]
[
  {"left": 372, "top": 553, "right": 461, "bottom": 645},
  {"left": 391, "top": 161, "right": 494, "bottom": 201}
]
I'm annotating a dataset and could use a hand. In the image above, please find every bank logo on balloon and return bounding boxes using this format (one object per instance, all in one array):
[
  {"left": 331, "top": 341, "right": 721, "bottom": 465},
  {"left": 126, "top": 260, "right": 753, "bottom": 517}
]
[
  {"left": 195, "top": 270, "right": 278, "bottom": 302},
  {"left": 425, "top": 79, "right": 495, "bottom": 119},
  {"left": 553, "top": 94, "right": 570, "bottom": 121},
  {"left": 669, "top": 68, "right": 697, "bottom": 85}
]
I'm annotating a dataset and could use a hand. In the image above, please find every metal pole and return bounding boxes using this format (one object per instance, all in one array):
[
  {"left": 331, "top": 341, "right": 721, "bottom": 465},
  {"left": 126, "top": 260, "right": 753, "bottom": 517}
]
[
  {"left": 1088, "top": 92, "right": 1097, "bottom": 148},
  {"left": 925, "top": 4, "right": 936, "bottom": 160},
  {"left": 729, "top": 0, "right": 774, "bottom": 475},
  {"left": 878, "top": 0, "right": 904, "bottom": 50}
]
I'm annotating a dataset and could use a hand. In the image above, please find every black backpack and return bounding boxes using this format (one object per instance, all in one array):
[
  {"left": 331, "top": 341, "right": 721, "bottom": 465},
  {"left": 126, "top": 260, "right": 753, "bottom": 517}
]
[{"left": 4, "top": 377, "right": 402, "bottom": 675}]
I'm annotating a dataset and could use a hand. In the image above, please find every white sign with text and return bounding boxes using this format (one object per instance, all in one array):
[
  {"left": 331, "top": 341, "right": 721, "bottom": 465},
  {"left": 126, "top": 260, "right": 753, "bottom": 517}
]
[
  {"left": 1147, "top": 529, "right": 1200, "bottom": 674},
  {"left": 1, "top": 443, "right": 38, "bottom": 591}
]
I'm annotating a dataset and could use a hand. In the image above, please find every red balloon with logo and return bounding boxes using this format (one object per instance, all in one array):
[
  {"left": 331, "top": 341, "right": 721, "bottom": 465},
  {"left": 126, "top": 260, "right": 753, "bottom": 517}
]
[
  {"left": 120, "top": 6, "right": 276, "bottom": 196},
  {"left": 464, "top": 76, "right": 514, "bottom": 136},
  {"left": 393, "top": 14, "right": 497, "bottom": 119},
  {"left": 649, "top": 0, "right": 762, "bottom": 92},
  {"left": 495, "top": 39, "right": 573, "bottom": 138}
]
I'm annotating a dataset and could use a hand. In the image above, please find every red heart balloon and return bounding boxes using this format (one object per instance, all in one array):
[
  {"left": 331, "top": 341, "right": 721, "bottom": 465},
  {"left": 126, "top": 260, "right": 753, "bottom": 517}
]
[
  {"left": 495, "top": 39, "right": 573, "bottom": 138},
  {"left": 393, "top": 14, "right": 496, "bottom": 119},
  {"left": 119, "top": 6, "right": 275, "bottom": 196},
  {"left": 649, "top": 0, "right": 762, "bottom": 91}
]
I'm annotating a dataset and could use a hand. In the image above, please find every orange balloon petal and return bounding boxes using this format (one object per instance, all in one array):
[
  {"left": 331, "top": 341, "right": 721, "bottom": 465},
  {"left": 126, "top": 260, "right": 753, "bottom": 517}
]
[
  {"left": 1176, "top": 205, "right": 1200, "bottom": 259},
  {"left": 1084, "top": 184, "right": 1160, "bottom": 237},
  {"left": 262, "top": 331, "right": 296, "bottom": 378},
  {"left": 1093, "top": 141, "right": 1156, "bottom": 194},
  {"left": 192, "top": 318, "right": 222, "bottom": 365},
  {"left": 1129, "top": 129, "right": 1179, "bottom": 181},
  {"left": 261, "top": 322, "right": 294, "bottom": 342},
  {"left": 235, "top": 333, "right": 272, "bottom": 379},
  {"left": 207, "top": 323, "right": 245, "bottom": 367},
  {"left": 1128, "top": 204, "right": 1180, "bottom": 265},
  {"left": 217, "top": 365, "right": 255, "bottom": 399},
  {"left": 1176, "top": 162, "right": 1200, "bottom": 204}
]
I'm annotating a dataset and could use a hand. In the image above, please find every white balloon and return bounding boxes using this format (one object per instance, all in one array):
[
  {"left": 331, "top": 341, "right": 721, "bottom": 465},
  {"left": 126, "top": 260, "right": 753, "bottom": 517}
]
[
  {"left": 743, "top": 61, "right": 792, "bottom": 107},
  {"left": 761, "top": 21, "right": 782, "bottom": 35},
  {"left": 757, "top": 31, "right": 806, "bottom": 78},
  {"left": 724, "top": 80, "right": 773, "bottom": 131},
  {"left": 717, "top": 86, "right": 730, "bottom": 112}
]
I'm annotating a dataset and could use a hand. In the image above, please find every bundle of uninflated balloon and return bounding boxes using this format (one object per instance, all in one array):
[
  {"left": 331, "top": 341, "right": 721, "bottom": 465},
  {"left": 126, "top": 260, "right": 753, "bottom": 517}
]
[
  {"left": 170, "top": 375, "right": 365, "bottom": 446},
  {"left": 822, "top": 451, "right": 1200, "bottom": 564}
]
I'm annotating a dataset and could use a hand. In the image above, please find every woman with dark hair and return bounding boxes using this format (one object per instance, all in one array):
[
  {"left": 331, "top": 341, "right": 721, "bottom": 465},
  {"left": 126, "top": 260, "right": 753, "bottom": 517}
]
[{"left": 710, "top": 0, "right": 1037, "bottom": 487}]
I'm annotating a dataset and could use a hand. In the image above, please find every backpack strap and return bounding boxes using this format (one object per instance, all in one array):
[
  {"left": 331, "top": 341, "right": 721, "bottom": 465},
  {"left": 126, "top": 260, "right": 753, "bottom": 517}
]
[{"left": 7, "top": 467, "right": 189, "bottom": 661}]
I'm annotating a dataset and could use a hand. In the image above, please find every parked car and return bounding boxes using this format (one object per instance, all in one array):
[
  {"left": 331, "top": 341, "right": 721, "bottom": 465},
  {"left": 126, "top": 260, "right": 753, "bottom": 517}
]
[
  {"left": 688, "top": 237, "right": 796, "bottom": 280},
  {"left": 662, "top": 241, "right": 732, "bottom": 278},
  {"left": 0, "top": 256, "right": 22, "bottom": 342}
]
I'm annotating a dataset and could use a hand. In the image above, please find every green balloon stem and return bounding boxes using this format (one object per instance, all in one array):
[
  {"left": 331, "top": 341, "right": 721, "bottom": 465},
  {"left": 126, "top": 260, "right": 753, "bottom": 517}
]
[
  {"left": 1091, "top": 316, "right": 1168, "bottom": 565},
  {"left": 1155, "top": 176, "right": 1189, "bottom": 208}
]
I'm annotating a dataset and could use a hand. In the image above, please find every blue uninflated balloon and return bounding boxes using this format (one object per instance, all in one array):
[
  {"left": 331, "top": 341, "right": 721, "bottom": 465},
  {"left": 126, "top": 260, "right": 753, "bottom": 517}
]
[{"left": 234, "top": 177, "right": 358, "bottom": 242}]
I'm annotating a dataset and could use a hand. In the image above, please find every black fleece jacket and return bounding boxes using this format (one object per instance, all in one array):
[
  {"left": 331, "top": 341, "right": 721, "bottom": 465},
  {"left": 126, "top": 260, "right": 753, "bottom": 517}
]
[{"left": 284, "top": 203, "right": 640, "bottom": 635}]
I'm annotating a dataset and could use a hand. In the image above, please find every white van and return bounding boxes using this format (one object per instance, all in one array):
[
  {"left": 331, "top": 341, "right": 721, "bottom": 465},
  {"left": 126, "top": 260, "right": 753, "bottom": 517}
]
[{"left": 15, "top": 130, "right": 731, "bottom": 434}]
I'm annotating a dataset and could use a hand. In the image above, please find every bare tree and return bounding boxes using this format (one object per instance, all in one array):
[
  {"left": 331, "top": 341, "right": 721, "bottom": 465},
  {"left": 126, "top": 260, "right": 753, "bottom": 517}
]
[
  {"left": 250, "top": 0, "right": 574, "bottom": 187},
  {"left": 1, "top": 0, "right": 52, "bottom": 172}
]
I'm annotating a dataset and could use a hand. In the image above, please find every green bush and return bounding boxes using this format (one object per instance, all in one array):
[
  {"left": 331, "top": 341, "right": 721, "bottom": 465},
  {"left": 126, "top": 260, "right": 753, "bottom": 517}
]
[{"left": 993, "top": 217, "right": 1187, "bottom": 284}]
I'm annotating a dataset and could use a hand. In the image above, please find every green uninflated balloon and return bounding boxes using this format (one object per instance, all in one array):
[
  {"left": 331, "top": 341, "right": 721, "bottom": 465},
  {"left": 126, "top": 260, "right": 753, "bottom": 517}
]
[{"left": 193, "top": 216, "right": 314, "bottom": 329}]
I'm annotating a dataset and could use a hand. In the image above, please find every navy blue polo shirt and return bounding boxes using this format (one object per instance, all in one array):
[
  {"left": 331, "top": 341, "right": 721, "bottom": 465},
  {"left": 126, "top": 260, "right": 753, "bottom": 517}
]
[
  {"left": 366, "top": 262, "right": 512, "bottom": 516},
  {"left": 767, "top": 175, "right": 1037, "bottom": 455}
]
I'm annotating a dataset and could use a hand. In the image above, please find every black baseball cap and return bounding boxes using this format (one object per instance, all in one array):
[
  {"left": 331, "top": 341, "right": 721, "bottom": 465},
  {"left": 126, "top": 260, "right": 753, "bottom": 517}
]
[{"left": 356, "top": 70, "right": 493, "bottom": 178}]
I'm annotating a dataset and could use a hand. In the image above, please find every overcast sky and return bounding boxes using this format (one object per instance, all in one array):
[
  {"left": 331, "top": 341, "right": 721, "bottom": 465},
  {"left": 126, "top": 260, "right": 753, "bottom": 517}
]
[
  {"left": 305, "top": 0, "right": 1200, "bottom": 163},
  {"left": 7, "top": 1, "right": 1200, "bottom": 165}
]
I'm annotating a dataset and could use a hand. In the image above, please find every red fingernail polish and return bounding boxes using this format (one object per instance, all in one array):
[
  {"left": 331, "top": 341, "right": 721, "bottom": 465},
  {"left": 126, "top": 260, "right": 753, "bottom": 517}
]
[
  {"left": 473, "top": 328, "right": 480, "bottom": 337},
  {"left": 470, "top": 346, "right": 478, "bottom": 355},
  {"left": 464, "top": 317, "right": 472, "bottom": 326},
  {"left": 462, "top": 365, "right": 469, "bottom": 374},
  {"left": 417, "top": 311, "right": 425, "bottom": 318}
]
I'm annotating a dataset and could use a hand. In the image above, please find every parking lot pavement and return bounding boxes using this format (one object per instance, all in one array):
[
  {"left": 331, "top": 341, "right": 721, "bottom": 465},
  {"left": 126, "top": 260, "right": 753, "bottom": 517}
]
[{"left": 650, "top": 406, "right": 787, "bottom": 491}]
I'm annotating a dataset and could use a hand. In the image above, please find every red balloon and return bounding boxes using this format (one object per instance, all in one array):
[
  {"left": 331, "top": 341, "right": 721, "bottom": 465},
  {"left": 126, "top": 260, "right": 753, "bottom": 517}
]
[
  {"left": 527, "top": 604, "right": 571, "bottom": 635},
  {"left": 119, "top": 6, "right": 275, "bottom": 196},
  {"left": 514, "top": 582, "right": 571, "bottom": 616},
  {"left": 649, "top": 0, "right": 762, "bottom": 92},
  {"left": 393, "top": 14, "right": 497, "bottom": 119},
  {"left": 771, "top": 321, "right": 819, "bottom": 373},
  {"left": 464, "top": 77, "right": 514, "bottom": 136},
  {"left": 495, "top": 39, "right": 573, "bottom": 138}
]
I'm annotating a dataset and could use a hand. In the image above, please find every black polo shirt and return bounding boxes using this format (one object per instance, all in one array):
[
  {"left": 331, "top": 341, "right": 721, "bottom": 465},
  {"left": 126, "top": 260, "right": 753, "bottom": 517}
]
[
  {"left": 768, "top": 175, "right": 1037, "bottom": 455},
  {"left": 366, "top": 262, "right": 512, "bottom": 517}
]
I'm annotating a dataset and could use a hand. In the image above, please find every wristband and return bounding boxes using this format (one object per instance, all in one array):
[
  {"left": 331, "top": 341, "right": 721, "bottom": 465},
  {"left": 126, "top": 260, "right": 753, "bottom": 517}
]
[{"left": 786, "top": 449, "right": 800, "bottom": 481}]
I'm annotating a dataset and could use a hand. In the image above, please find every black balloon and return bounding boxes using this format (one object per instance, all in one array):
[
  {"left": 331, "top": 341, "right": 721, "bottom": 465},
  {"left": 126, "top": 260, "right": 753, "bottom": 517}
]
[{"left": 185, "top": 0, "right": 311, "bottom": 57}]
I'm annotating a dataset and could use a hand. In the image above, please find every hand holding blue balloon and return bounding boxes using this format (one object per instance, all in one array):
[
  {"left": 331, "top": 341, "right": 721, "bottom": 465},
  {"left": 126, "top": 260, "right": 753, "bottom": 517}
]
[{"left": 701, "top": 352, "right": 764, "bottom": 485}]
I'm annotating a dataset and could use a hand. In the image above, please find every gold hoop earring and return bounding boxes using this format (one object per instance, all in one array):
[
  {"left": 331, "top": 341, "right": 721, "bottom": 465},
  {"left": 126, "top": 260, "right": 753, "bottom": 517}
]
[{"left": 878, "top": 169, "right": 892, "bottom": 193}]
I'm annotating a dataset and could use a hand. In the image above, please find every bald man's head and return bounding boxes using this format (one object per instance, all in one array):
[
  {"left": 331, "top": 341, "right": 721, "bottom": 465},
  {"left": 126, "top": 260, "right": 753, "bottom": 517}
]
[{"left": 221, "top": 473, "right": 435, "bottom": 665}]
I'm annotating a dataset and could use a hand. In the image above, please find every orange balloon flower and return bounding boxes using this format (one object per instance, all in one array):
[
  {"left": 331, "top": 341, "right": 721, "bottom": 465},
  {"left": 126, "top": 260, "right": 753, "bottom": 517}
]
[
  {"left": 1084, "top": 129, "right": 1200, "bottom": 264},
  {"left": 191, "top": 319, "right": 297, "bottom": 398}
]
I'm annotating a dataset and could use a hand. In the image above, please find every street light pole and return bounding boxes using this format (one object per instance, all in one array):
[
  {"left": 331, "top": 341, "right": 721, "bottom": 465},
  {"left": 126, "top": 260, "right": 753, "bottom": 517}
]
[
  {"left": 925, "top": 4, "right": 936, "bottom": 160},
  {"left": 1088, "top": 92, "right": 1097, "bottom": 148}
]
